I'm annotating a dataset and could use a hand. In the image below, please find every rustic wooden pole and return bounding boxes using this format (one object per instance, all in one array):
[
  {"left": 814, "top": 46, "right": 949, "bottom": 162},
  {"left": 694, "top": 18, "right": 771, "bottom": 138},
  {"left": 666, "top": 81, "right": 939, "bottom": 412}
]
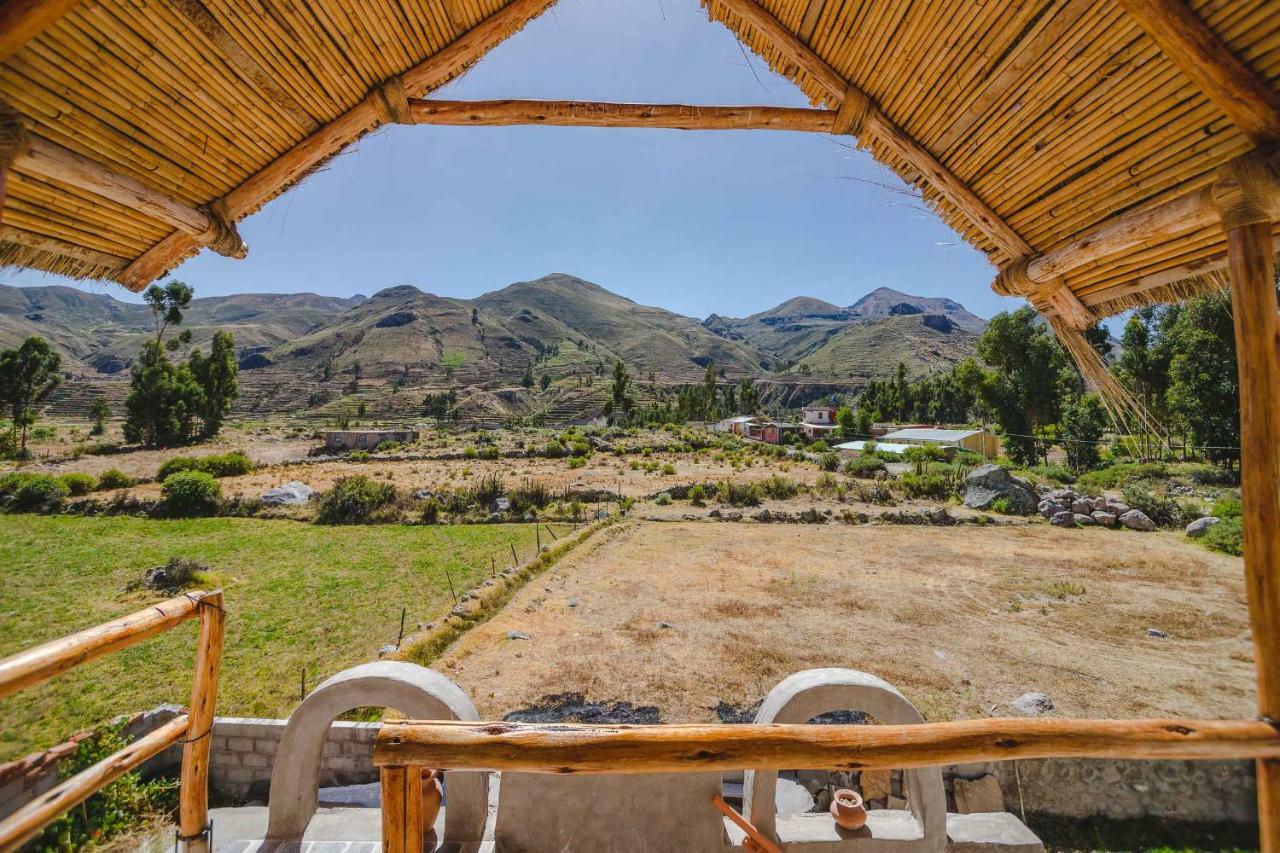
[
  {"left": 0, "top": 715, "right": 190, "bottom": 849},
  {"left": 1217, "top": 154, "right": 1280, "bottom": 851},
  {"left": 0, "top": 0, "right": 81, "bottom": 63},
  {"left": 380, "top": 766, "right": 424, "bottom": 853},
  {"left": 1116, "top": 0, "right": 1280, "bottom": 148},
  {"left": 178, "top": 591, "right": 226, "bottom": 853},
  {"left": 407, "top": 99, "right": 837, "bottom": 132},
  {"left": 0, "top": 591, "right": 206, "bottom": 700},
  {"left": 374, "top": 717, "right": 1280, "bottom": 775}
]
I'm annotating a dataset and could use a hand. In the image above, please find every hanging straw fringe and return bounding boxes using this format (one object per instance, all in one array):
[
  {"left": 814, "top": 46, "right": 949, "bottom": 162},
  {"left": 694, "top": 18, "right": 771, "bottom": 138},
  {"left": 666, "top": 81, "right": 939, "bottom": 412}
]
[
  {"left": 0, "top": 241, "right": 119, "bottom": 280},
  {"left": 1087, "top": 270, "right": 1232, "bottom": 318}
]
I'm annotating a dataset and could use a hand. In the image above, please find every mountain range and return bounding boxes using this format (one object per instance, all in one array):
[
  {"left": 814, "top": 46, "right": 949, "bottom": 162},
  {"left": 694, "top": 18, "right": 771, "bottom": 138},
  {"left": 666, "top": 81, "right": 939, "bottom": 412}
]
[{"left": 0, "top": 275, "right": 987, "bottom": 420}]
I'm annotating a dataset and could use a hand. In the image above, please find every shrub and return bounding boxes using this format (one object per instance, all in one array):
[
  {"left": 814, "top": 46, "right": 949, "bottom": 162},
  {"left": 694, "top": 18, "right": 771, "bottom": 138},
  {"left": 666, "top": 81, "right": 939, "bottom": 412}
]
[
  {"left": 843, "top": 455, "right": 886, "bottom": 478},
  {"left": 1176, "top": 463, "right": 1236, "bottom": 486},
  {"left": 1121, "top": 482, "right": 1200, "bottom": 529},
  {"left": 1202, "top": 517, "right": 1243, "bottom": 556},
  {"left": 376, "top": 440, "right": 401, "bottom": 453},
  {"left": 156, "top": 456, "right": 200, "bottom": 480},
  {"left": 716, "top": 480, "right": 762, "bottom": 507},
  {"left": 316, "top": 476, "right": 397, "bottom": 524},
  {"left": 462, "top": 445, "right": 478, "bottom": 459},
  {"left": 760, "top": 475, "right": 800, "bottom": 500},
  {"left": 472, "top": 473, "right": 506, "bottom": 508},
  {"left": 543, "top": 439, "right": 567, "bottom": 458},
  {"left": 1028, "top": 464, "right": 1074, "bottom": 485},
  {"left": 421, "top": 499, "right": 441, "bottom": 524},
  {"left": 510, "top": 479, "right": 553, "bottom": 511},
  {"left": 815, "top": 472, "right": 838, "bottom": 494},
  {"left": 661, "top": 462, "right": 676, "bottom": 475},
  {"left": 161, "top": 471, "right": 222, "bottom": 517},
  {"left": 818, "top": 452, "right": 840, "bottom": 472},
  {"left": 568, "top": 438, "right": 592, "bottom": 458},
  {"left": 687, "top": 484, "right": 706, "bottom": 506},
  {"left": 1211, "top": 497, "right": 1242, "bottom": 519},
  {"left": 566, "top": 456, "right": 586, "bottom": 469},
  {"left": 4, "top": 473, "right": 68, "bottom": 512},
  {"left": 198, "top": 451, "right": 253, "bottom": 478},
  {"left": 807, "top": 440, "right": 830, "bottom": 453},
  {"left": 30, "top": 723, "right": 176, "bottom": 850},
  {"left": 479, "top": 444, "right": 501, "bottom": 460},
  {"left": 1076, "top": 462, "right": 1169, "bottom": 493},
  {"left": 901, "top": 473, "right": 951, "bottom": 501},
  {"left": 990, "top": 497, "right": 1013, "bottom": 515},
  {"left": 58, "top": 472, "right": 99, "bottom": 496},
  {"left": 98, "top": 468, "right": 136, "bottom": 490},
  {"left": 655, "top": 492, "right": 672, "bottom": 506},
  {"left": 346, "top": 450, "right": 370, "bottom": 462}
]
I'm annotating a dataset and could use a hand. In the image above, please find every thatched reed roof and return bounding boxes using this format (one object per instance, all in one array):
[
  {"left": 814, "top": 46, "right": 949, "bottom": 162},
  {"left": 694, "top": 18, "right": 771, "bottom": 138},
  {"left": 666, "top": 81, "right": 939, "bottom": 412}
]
[{"left": 0, "top": 0, "right": 1277, "bottom": 326}]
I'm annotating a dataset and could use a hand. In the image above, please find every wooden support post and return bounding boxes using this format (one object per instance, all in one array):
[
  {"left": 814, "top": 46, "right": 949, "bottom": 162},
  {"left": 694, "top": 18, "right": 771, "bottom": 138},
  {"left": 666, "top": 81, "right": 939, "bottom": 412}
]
[
  {"left": 380, "top": 766, "right": 424, "bottom": 853},
  {"left": 1222, "top": 201, "right": 1280, "bottom": 850},
  {"left": 178, "top": 591, "right": 225, "bottom": 853}
]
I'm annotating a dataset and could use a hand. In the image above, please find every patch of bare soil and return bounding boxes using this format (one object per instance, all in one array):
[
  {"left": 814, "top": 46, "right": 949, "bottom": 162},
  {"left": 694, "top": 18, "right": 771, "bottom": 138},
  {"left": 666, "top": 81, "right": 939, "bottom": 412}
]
[{"left": 437, "top": 522, "right": 1254, "bottom": 723}]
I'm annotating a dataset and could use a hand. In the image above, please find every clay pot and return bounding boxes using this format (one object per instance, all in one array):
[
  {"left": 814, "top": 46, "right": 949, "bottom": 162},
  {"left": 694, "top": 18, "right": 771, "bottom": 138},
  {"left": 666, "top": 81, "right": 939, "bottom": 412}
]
[
  {"left": 830, "top": 788, "right": 867, "bottom": 831},
  {"left": 421, "top": 769, "right": 443, "bottom": 836}
]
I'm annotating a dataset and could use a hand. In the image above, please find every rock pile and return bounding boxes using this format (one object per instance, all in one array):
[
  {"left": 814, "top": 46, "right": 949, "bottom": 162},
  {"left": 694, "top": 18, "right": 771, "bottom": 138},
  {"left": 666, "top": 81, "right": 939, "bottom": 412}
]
[{"left": 1037, "top": 488, "right": 1154, "bottom": 530}]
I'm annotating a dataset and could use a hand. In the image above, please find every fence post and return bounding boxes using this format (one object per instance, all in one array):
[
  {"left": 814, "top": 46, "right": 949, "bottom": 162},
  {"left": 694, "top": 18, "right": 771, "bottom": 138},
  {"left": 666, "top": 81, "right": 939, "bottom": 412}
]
[
  {"left": 178, "top": 591, "right": 225, "bottom": 852},
  {"left": 381, "top": 766, "right": 424, "bottom": 853}
]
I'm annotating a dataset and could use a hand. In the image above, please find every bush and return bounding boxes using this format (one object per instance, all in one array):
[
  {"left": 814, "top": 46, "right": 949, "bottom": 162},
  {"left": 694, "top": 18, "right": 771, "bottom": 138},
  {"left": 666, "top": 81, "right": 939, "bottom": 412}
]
[
  {"left": 843, "top": 455, "right": 886, "bottom": 478},
  {"left": 818, "top": 452, "right": 840, "bottom": 472},
  {"left": 1028, "top": 464, "right": 1074, "bottom": 485},
  {"left": 161, "top": 470, "right": 222, "bottom": 517},
  {"left": 1121, "top": 482, "right": 1200, "bottom": 529},
  {"left": 376, "top": 440, "right": 401, "bottom": 453},
  {"left": 98, "top": 468, "right": 136, "bottom": 490},
  {"left": 1076, "top": 462, "right": 1169, "bottom": 493},
  {"left": 716, "top": 480, "right": 762, "bottom": 507},
  {"left": 197, "top": 451, "right": 253, "bottom": 478},
  {"left": 510, "top": 479, "right": 553, "bottom": 512},
  {"left": 566, "top": 456, "right": 587, "bottom": 470},
  {"left": 991, "top": 497, "right": 1013, "bottom": 515},
  {"left": 1202, "top": 517, "right": 1243, "bottom": 556},
  {"left": 30, "top": 723, "right": 176, "bottom": 850},
  {"left": 156, "top": 456, "right": 200, "bottom": 480},
  {"left": 687, "top": 484, "right": 706, "bottom": 506},
  {"left": 760, "top": 475, "right": 800, "bottom": 500},
  {"left": 807, "top": 440, "right": 830, "bottom": 453},
  {"left": 316, "top": 476, "right": 398, "bottom": 524},
  {"left": 421, "top": 499, "right": 441, "bottom": 524},
  {"left": 1211, "top": 497, "right": 1242, "bottom": 519},
  {"left": 543, "top": 439, "right": 567, "bottom": 458},
  {"left": 472, "top": 473, "right": 505, "bottom": 508},
  {"left": 901, "top": 473, "right": 951, "bottom": 500},
  {"left": 3, "top": 473, "right": 69, "bottom": 512},
  {"left": 346, "top": 450, "right": 370, "bottom": 462},
  {"left": 479, "top": 444, "right": 501, "bottom": 460},
  {"left": 815, "top": 472, "right": 838, "bottom": 494},
  {"left": 655, "top": 492, "right": 672, "bottom": 506},
  {"left": 58, "top": 472, "right": 99, "bottom": 496},
  {"left": 661, "top": 462, "right": 676, "bottom": 475},
  {"left": 462, "top": 445, "right": 478, "bottom": 460}
]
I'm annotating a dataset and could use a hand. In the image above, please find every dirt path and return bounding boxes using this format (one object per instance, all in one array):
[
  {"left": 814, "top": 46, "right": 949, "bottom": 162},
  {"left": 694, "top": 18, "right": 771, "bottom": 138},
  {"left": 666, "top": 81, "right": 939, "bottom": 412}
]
[{"left": 437, "top": 521, "right": 1254, "bottom": 723}]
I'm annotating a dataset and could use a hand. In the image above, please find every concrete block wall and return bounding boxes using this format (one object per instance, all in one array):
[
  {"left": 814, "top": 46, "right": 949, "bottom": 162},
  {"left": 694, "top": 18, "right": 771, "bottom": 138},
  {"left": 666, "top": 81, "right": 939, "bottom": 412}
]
[{"left": 209, "top": 717, "right": 381, "bottom": 802}]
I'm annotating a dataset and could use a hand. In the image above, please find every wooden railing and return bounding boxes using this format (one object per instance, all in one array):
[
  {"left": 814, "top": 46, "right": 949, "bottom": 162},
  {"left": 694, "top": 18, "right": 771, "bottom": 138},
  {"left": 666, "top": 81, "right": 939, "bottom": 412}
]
[
  {"left": 0, "top": 590, "right": 225, "bottom": 852},
  {"left": 373, "top": 717, "right": 1280, "bottom": 851}
]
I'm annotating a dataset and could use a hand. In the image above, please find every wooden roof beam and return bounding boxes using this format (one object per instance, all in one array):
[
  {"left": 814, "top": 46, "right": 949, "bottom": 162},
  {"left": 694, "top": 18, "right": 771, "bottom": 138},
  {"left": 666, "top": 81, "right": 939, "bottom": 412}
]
[
  {"left": 706, "top": 0, "right": 1033, "bottom": 261},
  {"left": 406, "top": 99, "right": 838, "bottom": 131},
  {"left": 0, "top": 0, "right": 81, "bottom": 64},
  {"left": 118, "top": 0, "right": 559, "bottom": 291},
  {"left": 994, "top": 150, "right": 1280, "bottom": 303},
  {"left": 1117, "top": 0, "right": 1280, "bottom": 149}
]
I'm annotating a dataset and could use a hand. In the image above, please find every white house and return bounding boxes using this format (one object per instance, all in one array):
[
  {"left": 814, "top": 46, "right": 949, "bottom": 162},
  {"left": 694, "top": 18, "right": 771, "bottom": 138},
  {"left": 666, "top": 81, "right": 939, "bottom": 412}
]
[{"left": 877, "top": 427, "right": 1001, "bottom": 459}]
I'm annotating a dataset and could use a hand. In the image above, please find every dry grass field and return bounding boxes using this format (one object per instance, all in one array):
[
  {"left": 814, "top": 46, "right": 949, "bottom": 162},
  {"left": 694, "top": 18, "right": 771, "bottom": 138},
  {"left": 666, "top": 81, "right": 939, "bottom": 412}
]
[{"left": 438, "top": 521, "right": 1254, "bottom": 723}]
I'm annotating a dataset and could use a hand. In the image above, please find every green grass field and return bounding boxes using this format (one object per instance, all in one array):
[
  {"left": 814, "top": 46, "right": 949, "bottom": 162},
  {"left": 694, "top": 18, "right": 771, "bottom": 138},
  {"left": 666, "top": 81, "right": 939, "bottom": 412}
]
[{"left": 0, "top": 515, "right": 558, "bottom": 761}]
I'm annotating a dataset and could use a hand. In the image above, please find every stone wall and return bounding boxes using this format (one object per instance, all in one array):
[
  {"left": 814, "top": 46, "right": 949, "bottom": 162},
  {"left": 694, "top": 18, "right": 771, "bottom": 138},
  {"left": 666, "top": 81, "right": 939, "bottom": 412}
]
[
  {"left": 208, "top": 717, "right": 380, "bottom": 801},
  {"left": 1, "top": 708, "right": 1258, "bottom": 826}
]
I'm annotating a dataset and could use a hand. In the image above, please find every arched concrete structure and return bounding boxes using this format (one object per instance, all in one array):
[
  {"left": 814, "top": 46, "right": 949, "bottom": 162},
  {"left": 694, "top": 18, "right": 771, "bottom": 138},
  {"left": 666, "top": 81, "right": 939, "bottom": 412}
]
[
  {"left": 265, "top": 661, "right": 486, "bottom": 844},
  {"left": 744, "top": 668, "right": 947, "bottom": 851}
]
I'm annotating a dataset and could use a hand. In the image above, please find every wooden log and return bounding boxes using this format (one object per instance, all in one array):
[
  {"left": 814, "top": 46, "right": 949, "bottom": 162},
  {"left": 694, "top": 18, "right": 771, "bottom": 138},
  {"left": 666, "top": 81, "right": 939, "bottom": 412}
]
[
  {"left": 707, "top": 0, "right": 1032, "bottom": 260},
  {"left": 0, "top": 591, "right": 207, "bottom": 701},
  {"left": 712, "top": 794, "right": 783, "bottom": 853},
  {"left": 373, "top": 718, "right": 1280, "bottom": 775},
  {"left": 1117, "top": 0, "right": 1280, "bottom": 148},
  {"left": 994, "top": 150, "right": 1280, "bottom": 298},
  {"left": 0, "top": 714, "right": 189, "bottom": 850},
  {"left": 407, "top": 99, "right": 837, "bottom": 132},
  {"left": 0, "top": 0, "right": 81, "bottom": 63},
  {"left": 1225, "top": 216, "right": 1280, "bottom": 852},
  {"left": 178, "top": 590, "right": 225, "bottom": 853},
  {"left": 380, "top": 766, "right": 425, "bottom": 853},
  {"left": 15, "top": 136, "right": 245, "bottom": 257},
  {"left": 117, "top": 0, "right": 558, "bottom": 292}
]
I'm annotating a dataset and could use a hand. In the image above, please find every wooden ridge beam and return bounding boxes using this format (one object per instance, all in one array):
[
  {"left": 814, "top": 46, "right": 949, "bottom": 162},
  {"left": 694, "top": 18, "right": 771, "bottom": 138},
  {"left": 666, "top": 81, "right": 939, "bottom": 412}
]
[
  {"left": 118, "top": 0, "right": 559, "bottom": 292},
  {"left": 707, "top": 0, "right": 1033, "bottom": 260},
  {"left": 407, "top": 99, "right": 837, "bottom": 131},
  {"left": 1117, "top": 0, "right": 1280, "bottom": 149},
  {"left": 375, "top": 717, "right": 1280, "bottom": 775},
  {"left": 0, "top": 0, "right": 81, "bottom": 64}
]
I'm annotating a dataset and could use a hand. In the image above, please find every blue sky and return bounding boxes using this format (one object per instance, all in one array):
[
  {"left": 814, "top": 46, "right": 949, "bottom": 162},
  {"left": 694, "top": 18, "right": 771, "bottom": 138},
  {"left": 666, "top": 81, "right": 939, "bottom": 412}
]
[{"left": 7, "top": 0, "right": 1026, "bottom": 321}]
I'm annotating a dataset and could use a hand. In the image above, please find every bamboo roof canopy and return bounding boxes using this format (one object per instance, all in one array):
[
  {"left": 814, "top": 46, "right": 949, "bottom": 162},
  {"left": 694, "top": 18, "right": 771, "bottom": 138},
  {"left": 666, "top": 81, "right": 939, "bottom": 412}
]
[{"left": 0, "top": 0, "right": 1274, "bottom": 322}]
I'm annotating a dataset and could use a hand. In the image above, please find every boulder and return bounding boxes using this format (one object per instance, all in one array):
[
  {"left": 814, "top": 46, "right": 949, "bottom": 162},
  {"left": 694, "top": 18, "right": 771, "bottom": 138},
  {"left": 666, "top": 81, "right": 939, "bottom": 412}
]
[
  {"left": 1010, "top": 692, "right": 1054, "bottom": 716},
  {"left": 1072, "top": 513, "right": 1096, "bottom": 526},
  {"left": 1070, "top": 498, "right": 1094, "bottom": 515},
  {"left": 1049, "top": 511, "right": 1076, "bottom": 527},
  {"left": 1186, "top": 516, "right": 1221, "bottom": 538},
  {"left": 1106, "top": 500, "right": 1131, "bottom": 515},
  {"left": 754, "top": 509, "right": 773, "bottom": 523},
  {"left": 1119, "top": 509, "right": 1156, "bottom": 531},
  {"left": 962, "top": 465, "right": 1039, "bottom": 514},
  {"left": 1090, "top": 511, "right": 1117, "bottom": 527},
  {"left": 261, "top": 481, "right": 313, "bottom": 506},
  {"left": 491, "top": 496, "right": 511, "bottom": 512}
]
